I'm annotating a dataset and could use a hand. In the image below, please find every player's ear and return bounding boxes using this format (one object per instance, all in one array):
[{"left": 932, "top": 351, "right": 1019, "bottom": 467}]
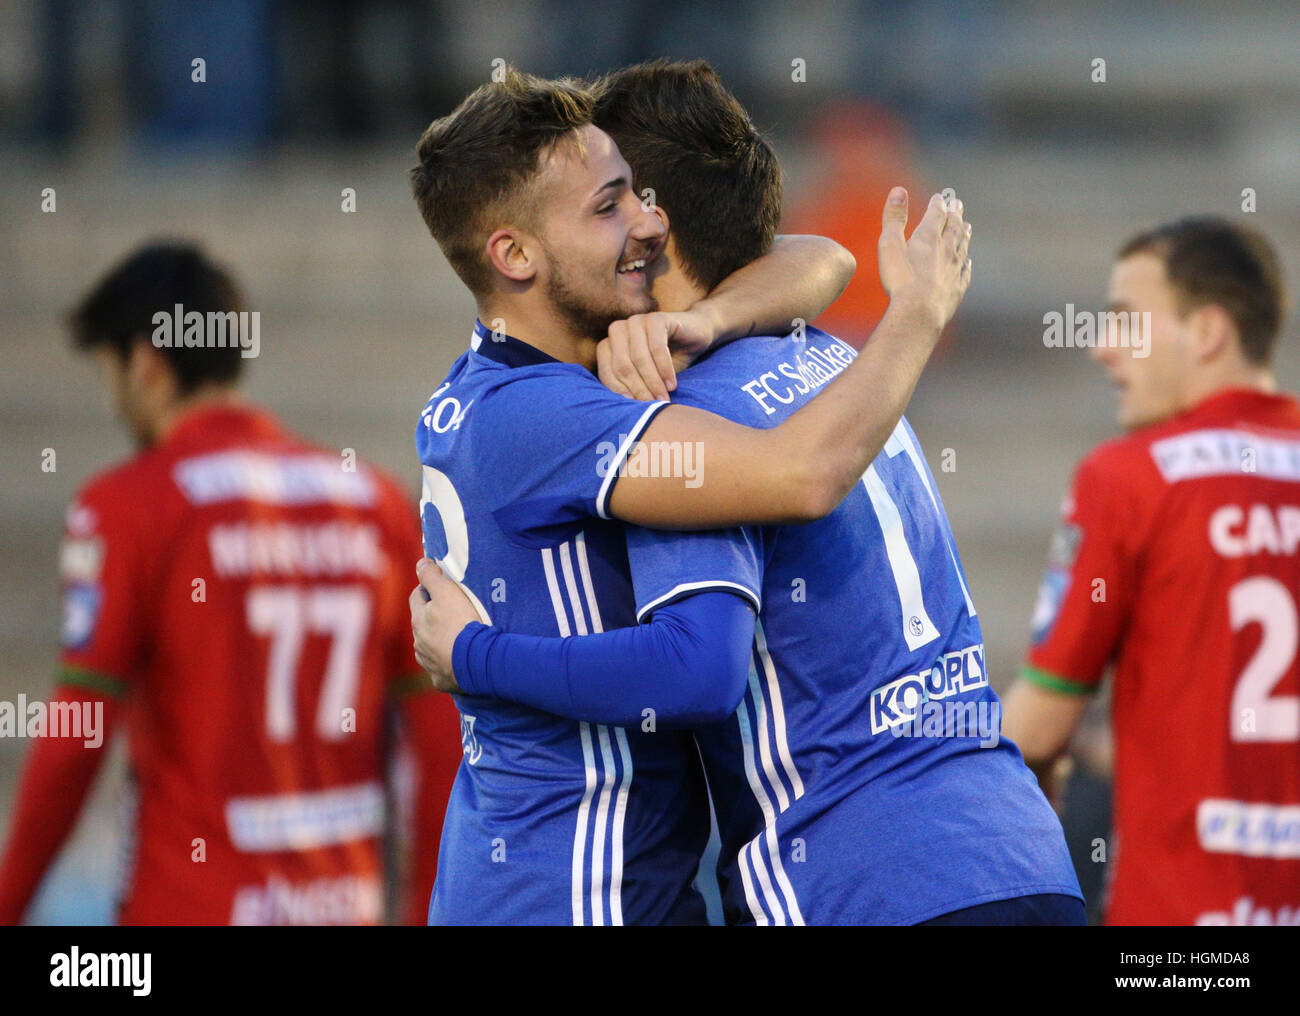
[
  {"left": 649, "top": 203, "right": 670, "bottom": 234},
  {"left": 123, "top": 336, "right": 152, "bottom": 384},
  {"left": 1190, "top": 304, "right": 1233, "bottom": 363},
  {"left": 486, "top": 228, "right": 539, "bottom": 285},
  {"left": 125, "top": 337, "right": 175, "bottom": 393}
]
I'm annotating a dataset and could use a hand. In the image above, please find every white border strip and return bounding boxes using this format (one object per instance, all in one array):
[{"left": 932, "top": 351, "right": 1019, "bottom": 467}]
[
  {"left": 595, "top": 401, "right": 670, "bottom": 519},
  {"left": 635, "top": 580, "right": 761, "bottom": 624}
]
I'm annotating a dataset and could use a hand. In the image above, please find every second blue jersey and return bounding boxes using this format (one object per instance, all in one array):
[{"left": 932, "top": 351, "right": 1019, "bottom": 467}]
[{"left": 624, "top": 327, "right": 1083, "bottom": 924}]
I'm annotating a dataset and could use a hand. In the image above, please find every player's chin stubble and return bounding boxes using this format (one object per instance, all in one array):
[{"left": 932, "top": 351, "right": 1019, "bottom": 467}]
[{"left": 544, "top": 254, "right": 654, "bottom": 341}]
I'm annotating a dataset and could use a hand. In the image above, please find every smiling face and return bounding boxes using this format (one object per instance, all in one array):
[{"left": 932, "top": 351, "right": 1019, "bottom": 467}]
[
  {"left": 1095, "top": 252, "right": 1200, "bottom": 431},
  {"left": 528, "top": 124, "right": 666, "bottom": 338}
]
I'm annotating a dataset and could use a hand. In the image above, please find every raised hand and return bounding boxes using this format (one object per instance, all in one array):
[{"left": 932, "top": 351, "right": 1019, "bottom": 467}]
[{"left": 877, "top": 188, "right": 972, "bottom": 333}]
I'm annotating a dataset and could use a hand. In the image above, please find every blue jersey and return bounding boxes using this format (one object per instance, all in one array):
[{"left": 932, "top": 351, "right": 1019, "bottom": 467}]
[
  {"left": 415, "top": 321, "right": 709, "bottom": 925},
  {"left": 625, "top": 327, "right": 1083, "bottom": 925}
]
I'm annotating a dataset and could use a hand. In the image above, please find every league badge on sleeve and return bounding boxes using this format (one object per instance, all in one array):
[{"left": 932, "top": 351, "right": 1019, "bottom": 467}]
[
  {"left": 1029, "top": 569, "right": 1068, "bottom": 646},
  {"left": 61, "top": 583, "right": 103, "bottom": 650},
  {"left": 1031, "top": 520, "right": 1082, "bottom": 645},
  {"left": 59, "top": 527, "right": 107, "bottom": 650},
  {"left": 1046, "top": 520, "right": 1082, "bottom": 570}
]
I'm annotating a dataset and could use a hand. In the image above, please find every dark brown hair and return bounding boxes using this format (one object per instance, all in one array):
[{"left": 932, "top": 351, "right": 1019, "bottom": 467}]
[
  {"left": 410, "top": 68, "right": 594, "bottom": 297},
  {"left": 592, "top": 59, "right": 782, "bottom": 292},
  {"left": 1119, "top": 217, "right": 1289, "bottom": 365},
  {"left": 70, "top": 241, "right": 247, "bottom": 394}
]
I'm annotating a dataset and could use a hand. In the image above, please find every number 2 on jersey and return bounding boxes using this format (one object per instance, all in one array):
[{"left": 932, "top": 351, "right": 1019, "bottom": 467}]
[{"left": 1228, "top": 575, "right": 1300, "bottom": 742}]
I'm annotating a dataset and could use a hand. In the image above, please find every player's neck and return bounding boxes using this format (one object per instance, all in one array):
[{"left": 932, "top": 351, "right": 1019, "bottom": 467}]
[
  {"left": 151, "top": 386, "right": 245, "bottom": 444},
  {"left": 477, "top": 298, "right": 599, "bottom": 371},
  {"left": 1183, "top": 363, "right": 1276, "bottom": 412},
  {"left": 648, "top": 267, "right": 706, "bottom": 315}
]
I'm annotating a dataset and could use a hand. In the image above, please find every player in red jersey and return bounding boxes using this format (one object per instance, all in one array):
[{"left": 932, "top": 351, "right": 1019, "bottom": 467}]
[
  {"left": 1003, "top": 218, "right": 1300, "bottom": 925},
  {"left": 0, "top": 242, "right": 462, "bottom": 925}
]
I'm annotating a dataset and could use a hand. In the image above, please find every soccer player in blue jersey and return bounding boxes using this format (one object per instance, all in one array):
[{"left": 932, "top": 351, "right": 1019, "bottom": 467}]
[
  {"left": 411, "top": 61, "right": 1082, "bottom": 925},
  {"left": 405, "top": 66, "right": 971, "bottom": 924}
]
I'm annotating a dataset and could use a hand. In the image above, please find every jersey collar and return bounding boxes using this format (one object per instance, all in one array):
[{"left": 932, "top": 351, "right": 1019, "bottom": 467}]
[
  {"left": 163, "top": 402, "right": 282, "bottom": 448},
  {"left": 1188, "top": 387, "right": 1296, "bottom": 420},
  {"left": 470, "top": 319, "right": 561, "bottom": 369}
]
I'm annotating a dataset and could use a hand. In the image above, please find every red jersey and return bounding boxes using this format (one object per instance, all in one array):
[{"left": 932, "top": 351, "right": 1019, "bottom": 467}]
[
  {"left": 1025, "top": 388, "right": 1300, "bottom": 925},
  {"left": 58, "top": 403, "right": 445, "bottom": 925}
]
